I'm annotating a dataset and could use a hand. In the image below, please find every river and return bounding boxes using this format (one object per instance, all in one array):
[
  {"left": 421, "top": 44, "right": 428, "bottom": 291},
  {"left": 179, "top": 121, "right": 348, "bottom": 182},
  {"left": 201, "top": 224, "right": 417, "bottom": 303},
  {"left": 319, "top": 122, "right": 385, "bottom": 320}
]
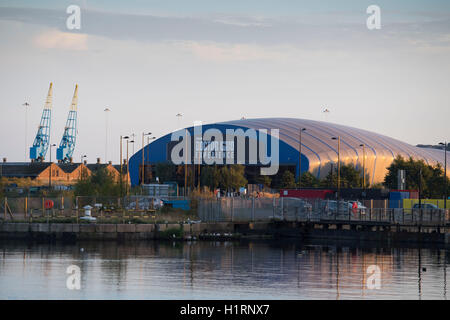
[{"left": 0, "top": 240, "right": 448, "bottom": 299}]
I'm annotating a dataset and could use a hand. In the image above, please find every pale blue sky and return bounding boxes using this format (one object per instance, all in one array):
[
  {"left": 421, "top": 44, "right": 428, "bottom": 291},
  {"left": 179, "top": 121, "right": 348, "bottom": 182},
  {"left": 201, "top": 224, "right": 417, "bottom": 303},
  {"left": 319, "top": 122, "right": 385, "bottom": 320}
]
[{"left": 0, "top": 1, "right": 449, "bottom": 163}]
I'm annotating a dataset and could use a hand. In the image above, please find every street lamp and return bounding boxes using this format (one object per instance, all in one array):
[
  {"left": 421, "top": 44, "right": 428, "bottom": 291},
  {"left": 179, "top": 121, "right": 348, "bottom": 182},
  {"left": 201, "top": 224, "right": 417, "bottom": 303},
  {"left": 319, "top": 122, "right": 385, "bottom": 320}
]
[
  {"left": 142, "top": 132, "right": 155, "bottom": 185},
  {"left": 80, "top": 154, "right": 87, "bottom": 181},
  {"left": 22, "top": 102, "right": 30, "bottom": 162},
  {"left": 298, "top": 128, "right": 306, "bottom": 187},
  {"left": 176, "top": 113, "right": 183, "bottom": 131},
  {"left": 439, "top": 142, "right": 448, "bottom": 210},
  {"left": 127, "top": 138, "right": 134, "bottom": 195},
  {"left": 131, "top": 133, "right": 136, "bottom": 154},
  {"left": 49, "top": 143, "right": 56, "bottom": 188},
  {"left": 120, "top": 136, "right": 129, "bottom": 197},
  {"left": 331, "top": 137, "right": 341, "bottom": 199},
  {"left": 104, "top": 108, "right": 110, "bottom": 163},
  {"left": 359, "top": 144, "right": 366, "bottom": 190}
]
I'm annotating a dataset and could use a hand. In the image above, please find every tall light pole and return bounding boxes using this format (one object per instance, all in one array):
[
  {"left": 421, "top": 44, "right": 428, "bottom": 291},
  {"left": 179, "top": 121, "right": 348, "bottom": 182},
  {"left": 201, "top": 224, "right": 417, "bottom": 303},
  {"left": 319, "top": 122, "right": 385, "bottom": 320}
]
[
  {"left": 120, "top": 136, "right": 129, "bottom": 197},
  {"left": 439, "top": 142, "right": 448, "bottom": 210},
  {"left": 176, "top": 113, "right": 183, "bottom": 129},
  {"left": 131, "top": 133, "right": 135, "bottom": 154},
  {"left": 23, "top": 102, "right": 30, "bottom": 162},
  {"left": 360, "top": 144, "right": 366, "bottom": 190},
  {"left": 298, "top": 128, "right": 306, "bottom": 187},
  {"left": 184, "top": 128, "right": 188, "bottom": 197},
  {"left": 127, "top": 138, "right": 134, "bottom": 195},
  {"left": 49, "top": 143, "right": 56, "bottom": 188},
  {"left": 104, "top": 108, "right": 110, "bottom": 163},
  {"left": 332, "top": 137, "right": 341, "bottom": 199},
  {"left": 142, "top": 132, "right": 155, "bottom": 185},
  {"left": 80, "top": 154, "right": 87, "bottom": 180}
]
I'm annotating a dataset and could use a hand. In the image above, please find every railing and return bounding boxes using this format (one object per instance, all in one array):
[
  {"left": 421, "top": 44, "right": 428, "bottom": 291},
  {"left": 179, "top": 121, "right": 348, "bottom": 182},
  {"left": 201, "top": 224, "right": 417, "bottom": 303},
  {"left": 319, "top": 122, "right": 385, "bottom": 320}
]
[{"left": 197, "top": 197, "right": 450, "bottom": 226}]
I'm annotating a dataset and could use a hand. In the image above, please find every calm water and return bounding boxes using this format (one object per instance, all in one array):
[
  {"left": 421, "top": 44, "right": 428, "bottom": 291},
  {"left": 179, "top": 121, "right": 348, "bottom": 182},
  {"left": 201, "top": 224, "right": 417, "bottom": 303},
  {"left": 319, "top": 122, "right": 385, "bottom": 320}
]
[{"left": 0, "top": 240, "right": 448, "bottom": 300}]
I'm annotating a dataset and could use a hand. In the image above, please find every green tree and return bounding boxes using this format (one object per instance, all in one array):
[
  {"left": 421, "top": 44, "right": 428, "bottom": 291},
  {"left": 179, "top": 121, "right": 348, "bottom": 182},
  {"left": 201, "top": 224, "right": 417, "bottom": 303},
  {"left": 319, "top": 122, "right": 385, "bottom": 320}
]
[
  {"left": 298, "top": 171, "right": 320, "bottom": 188},
  {"left": 281, "top": 170, "right": 296, "bottom": 188},
  {"left": 200, "top": 165, "right": 219, "bottom": 190},
  {"left": 228, "top": 165, "right": 248, "bottom": 190},
  {"left": 339, "top": 164, "right": 364, "bottom": 188},
  {"left": 319, "top": 163, "right": 365, "bottom": 189},
  {"left": 255, "top": 175, "right": 272, "bottom": 188},
  {"left": 74, "top": 167, "right": 120, "bottom": 196},
  {"left": 383, "top": 155, "right": 449, "bottom": 198}
]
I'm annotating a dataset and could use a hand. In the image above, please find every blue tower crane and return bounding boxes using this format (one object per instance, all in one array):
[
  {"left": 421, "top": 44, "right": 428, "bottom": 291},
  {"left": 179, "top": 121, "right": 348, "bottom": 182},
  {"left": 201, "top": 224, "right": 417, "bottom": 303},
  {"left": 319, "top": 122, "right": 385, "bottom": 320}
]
[
  {"left": 57, "top": 84, "right": 78, "bottom": 163},
  {"left": 29, "top": 82, "right": 53, "bottom": 162}
]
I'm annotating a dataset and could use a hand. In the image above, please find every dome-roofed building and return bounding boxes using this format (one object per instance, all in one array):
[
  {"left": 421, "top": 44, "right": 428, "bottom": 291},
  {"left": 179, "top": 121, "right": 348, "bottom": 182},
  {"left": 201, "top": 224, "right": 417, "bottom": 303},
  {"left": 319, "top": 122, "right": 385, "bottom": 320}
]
[{"left": 128, "top": 118, "right": 448, "bottom": 186}]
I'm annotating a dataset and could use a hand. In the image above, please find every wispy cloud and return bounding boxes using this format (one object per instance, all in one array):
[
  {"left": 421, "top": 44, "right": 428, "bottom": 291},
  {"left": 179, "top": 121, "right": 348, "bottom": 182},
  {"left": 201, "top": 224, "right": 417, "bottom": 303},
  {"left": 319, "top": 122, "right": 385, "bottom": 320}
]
[
  {"left": 33, "top": 29, "right": 88, "bottom": 50},
  {"left": 174, "top": 41, "right": 287, "bottom": 62}
]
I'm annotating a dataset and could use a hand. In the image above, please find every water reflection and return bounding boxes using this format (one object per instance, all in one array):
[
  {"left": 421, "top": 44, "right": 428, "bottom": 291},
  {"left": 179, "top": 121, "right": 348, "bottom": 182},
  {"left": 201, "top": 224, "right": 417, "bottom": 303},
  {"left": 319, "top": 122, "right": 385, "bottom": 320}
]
[{"left": 0, "top": 240, "right": 448, "bottom": 300}]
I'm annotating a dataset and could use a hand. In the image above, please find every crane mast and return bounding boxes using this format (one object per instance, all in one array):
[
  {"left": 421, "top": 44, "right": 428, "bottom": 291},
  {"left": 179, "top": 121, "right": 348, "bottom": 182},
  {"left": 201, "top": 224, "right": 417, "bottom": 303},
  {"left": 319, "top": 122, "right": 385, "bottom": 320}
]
[
  {"left": 57, "top": 84, "right": 78, "bottom": 163},
  {"left": 29, "top": 82, "right": 52, "bottom": 162}
]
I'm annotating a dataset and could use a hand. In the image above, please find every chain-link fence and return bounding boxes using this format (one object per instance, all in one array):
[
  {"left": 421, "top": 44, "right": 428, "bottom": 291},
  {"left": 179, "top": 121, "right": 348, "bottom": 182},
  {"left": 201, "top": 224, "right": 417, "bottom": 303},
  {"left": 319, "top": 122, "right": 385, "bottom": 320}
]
[
  {"left": 0, "top": 195, "right": 181, "bottom": 221},
  {"left": 198, "top": 197, "right": 450, "bottom": 225}
]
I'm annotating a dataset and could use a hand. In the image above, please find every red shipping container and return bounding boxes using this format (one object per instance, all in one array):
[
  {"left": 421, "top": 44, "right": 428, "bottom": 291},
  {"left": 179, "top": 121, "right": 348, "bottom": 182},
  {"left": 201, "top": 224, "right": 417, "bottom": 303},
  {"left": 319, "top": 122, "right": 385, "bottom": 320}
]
[{"left": 280, "top": 189, "right": 334, "bottom": 199}]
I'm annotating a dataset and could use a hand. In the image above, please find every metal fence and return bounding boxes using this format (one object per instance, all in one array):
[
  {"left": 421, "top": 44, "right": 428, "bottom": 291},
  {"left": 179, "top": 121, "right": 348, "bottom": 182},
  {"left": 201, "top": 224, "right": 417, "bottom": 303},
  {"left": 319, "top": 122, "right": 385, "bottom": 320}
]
[{"left": 198, "top": 197, "right": 450, "bottom": 226}]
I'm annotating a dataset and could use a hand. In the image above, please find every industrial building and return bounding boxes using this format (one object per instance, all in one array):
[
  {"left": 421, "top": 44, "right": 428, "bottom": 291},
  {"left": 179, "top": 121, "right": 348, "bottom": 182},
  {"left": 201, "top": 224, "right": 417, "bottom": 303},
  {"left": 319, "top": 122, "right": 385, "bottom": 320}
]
[
  {"left": 0, "top": 159, "right": 127, "bottom": 186},
  {"left": 128, "top": 118, "right": 449, "bottom": 187}
]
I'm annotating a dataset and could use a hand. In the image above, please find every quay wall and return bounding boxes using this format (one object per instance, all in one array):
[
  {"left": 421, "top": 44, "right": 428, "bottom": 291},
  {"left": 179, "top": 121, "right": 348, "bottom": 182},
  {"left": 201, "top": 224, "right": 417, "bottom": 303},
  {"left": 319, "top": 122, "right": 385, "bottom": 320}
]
[{"left": 0, "top": 222, "right": 448, "bottom": 244}]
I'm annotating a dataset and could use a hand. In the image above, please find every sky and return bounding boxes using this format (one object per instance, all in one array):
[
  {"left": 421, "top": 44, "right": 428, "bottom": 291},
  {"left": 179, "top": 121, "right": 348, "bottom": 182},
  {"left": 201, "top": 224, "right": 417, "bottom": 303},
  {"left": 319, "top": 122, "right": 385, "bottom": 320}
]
[{"left": 0, "top": 0, "right": 449, "bottom": 164}]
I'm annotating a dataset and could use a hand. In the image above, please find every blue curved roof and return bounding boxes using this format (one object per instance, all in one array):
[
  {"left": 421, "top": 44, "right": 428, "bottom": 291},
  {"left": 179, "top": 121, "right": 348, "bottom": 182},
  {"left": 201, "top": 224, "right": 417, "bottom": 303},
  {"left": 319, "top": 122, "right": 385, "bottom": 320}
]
[{"left": 129, "top": 117, "right": 448, "bottom": 186}]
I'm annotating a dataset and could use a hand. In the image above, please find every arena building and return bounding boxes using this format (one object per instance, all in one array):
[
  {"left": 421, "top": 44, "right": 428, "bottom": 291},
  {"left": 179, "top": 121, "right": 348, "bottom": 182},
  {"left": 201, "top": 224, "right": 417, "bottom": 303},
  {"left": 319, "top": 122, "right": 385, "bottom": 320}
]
[{"left": 128, "top": 118, "right": 448, "bottom": 187}]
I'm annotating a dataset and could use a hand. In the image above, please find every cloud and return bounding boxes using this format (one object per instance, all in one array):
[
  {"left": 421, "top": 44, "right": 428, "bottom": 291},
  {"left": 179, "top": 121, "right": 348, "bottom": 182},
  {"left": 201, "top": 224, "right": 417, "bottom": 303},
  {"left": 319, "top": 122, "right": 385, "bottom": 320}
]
[
  {"left": 174, "top": 41, "right": 287, "bottom": 62},
  {"left": 32, "top": 29, "right": 88, "bottom": 50}
]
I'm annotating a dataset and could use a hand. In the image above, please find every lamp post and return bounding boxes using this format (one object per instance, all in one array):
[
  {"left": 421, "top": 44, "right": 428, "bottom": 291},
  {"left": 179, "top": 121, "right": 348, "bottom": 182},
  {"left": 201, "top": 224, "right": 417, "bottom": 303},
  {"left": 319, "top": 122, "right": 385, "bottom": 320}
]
[
  {"left": 359, "top": 144, "right": 366, "bottom": 190},
  {"left": 332, "top": 137, "right": 341, "bottom": 199},
  {"left": 120, "top": 136, "right": 129, "bottom": 197},
  {"left": 439, "top": 142, "right": 448, "bottom": 210},
  {"left": 49, "top": 143, "right": 56, "bottom": 188},
  {"left": 418, "top": 167, "right": 423, "bottom": 209},
  {"left": 127, "top": 139, "right": 134, "bottom": 195},
  {"left": 184, "top": 128, "right": 188, "bottom": 197},
  {"left": 298, "top": 128, "right": 306, "bottom": 187},
  {"left": 80, "top": 154, "right": 87, "bottom": 180},
  {"left": 23, "top": 102, "right": 30, "bottom": 162},
  {"left": 176, "top": 113, "right": 183, "bottom": 129},
  {"left": 142, "top": 132, "right": 155, "bottom": 185},
  {"left": 104, "top": 108, "right": 110, "bottom": 163},
  {"left": 131, "top": 133, "right": 135, "bottom": 154}
]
